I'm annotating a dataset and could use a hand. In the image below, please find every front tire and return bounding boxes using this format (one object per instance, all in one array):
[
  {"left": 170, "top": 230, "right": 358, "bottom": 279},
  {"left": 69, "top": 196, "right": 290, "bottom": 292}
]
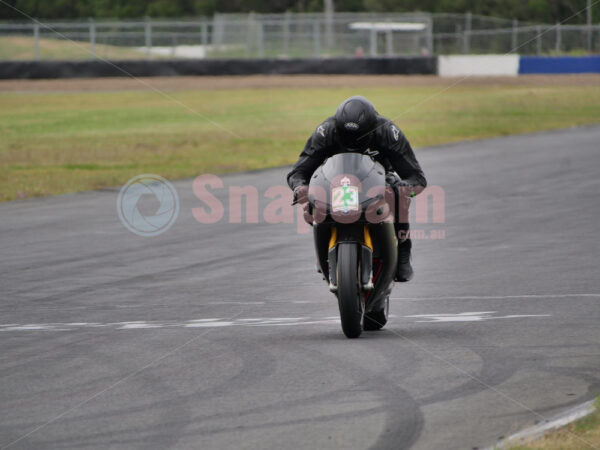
[{"left": 337, "top": 243, "right": 363, "bottom": 338}]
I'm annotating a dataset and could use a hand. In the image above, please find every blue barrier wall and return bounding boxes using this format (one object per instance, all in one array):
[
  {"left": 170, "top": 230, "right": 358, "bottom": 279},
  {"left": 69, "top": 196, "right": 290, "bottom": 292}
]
[{"left": 519, "top": 56, "right": 600, "bottom": 74}]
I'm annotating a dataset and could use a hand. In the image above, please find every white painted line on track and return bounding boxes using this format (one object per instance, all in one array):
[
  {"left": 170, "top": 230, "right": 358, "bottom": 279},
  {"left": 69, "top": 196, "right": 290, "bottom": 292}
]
[
  {"left": 392, "top": 293, "right": 600, "bottom": 301},
  {"left": 0, "top": 311, "right": 550, "bottom": 332},
  {"left": 9, "top": 294, "right": 597, "bottom": 311},
  {"left": 404, "top": 311, "right": 551, "bottom": 322},
  {"left": 0, "top": 317, "right": 337, "bottom": 332},
  {"left": 184, "top": 322, "right": 234, "bottom": 328}
]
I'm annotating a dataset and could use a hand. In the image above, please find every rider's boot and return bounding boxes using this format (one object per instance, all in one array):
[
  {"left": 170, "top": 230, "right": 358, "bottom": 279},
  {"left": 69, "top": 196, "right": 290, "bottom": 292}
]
[{"left": 395, "top": 238, "right": 413, "bottom": 282}]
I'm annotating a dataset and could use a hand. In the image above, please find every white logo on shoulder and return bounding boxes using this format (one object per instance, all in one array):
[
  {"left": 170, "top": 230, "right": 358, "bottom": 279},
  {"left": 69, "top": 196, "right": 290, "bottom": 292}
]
[
  {"left": 317, "top": 125, "right": 326, "bottom": 137},
  {"left": 344, "top": 122, "right": 360, "bottom": 131},
  {"left": 364, "top": 148, "right": 379, "bottom": 158},
  {"left": 391, "top": 125, "right": 400, "bottom": 141}
]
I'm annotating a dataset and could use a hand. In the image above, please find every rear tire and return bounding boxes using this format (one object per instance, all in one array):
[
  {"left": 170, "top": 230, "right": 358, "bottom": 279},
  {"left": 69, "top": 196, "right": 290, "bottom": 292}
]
[
  {"left": 337, "top": 244, "right": 363, "bottom": 338},
  {"left": 364, "top": 296, "right": 389, "bottom": 331}
]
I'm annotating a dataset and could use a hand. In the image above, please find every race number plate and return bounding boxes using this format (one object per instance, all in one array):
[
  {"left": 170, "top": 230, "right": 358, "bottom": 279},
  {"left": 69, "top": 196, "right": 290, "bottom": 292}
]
[{"left": 331, "top": 185, "right": 359, "bottom": 212}]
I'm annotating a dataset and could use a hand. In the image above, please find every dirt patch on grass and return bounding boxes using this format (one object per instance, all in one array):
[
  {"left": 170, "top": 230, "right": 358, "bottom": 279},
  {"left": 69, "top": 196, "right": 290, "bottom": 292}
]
[{"left": 1, "top": 74, "right": 599, "bottom": 92}]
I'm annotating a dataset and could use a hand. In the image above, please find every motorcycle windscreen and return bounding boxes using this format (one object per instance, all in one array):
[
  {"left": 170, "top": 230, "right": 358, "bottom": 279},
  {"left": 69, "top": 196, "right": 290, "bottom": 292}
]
[
  {"left": 321, "top": 153, "right": 376, "bottom": 183},
  {"left": 309, "top": 153, "right": 389, "bottom": 223}
]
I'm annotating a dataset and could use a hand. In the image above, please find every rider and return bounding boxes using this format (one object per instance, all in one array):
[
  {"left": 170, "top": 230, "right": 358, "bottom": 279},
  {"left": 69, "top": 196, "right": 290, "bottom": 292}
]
[{"left": 287, "top": 95, "right": 427, "bottom": 282}]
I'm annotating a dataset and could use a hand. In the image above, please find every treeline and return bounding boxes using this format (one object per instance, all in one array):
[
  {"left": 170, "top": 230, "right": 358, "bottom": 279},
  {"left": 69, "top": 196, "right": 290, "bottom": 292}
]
[{"left": 0, "top": 0, "right": 596, "bottom": 23}]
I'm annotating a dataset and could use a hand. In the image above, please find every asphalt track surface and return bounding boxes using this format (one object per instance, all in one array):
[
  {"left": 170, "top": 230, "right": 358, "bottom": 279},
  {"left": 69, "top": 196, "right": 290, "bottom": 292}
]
[{"left": 1, "top": 126, "right": 599, "bottom": 450}]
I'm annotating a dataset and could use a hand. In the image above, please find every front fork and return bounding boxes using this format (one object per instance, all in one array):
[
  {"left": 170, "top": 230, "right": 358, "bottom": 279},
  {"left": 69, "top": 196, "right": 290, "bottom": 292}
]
[{"left": 327, "top": 225, "right": 374, "bottom": 292}]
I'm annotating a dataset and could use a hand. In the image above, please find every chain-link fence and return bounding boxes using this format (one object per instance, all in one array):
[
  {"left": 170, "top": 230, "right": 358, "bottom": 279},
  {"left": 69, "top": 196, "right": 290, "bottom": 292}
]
[{"left": 0, "top": 12, "right": 598, "bottom": 61}]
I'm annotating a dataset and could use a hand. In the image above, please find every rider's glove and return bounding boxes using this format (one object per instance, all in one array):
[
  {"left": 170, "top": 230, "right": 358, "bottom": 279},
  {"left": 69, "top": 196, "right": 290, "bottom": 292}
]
[
  {"left": 385, "top": 172, "right": 408, "bottom": 188},
  {"left": 292, "top": 185, "right": 309, "bottom": 205},
  {"left": 302, "top": 203, "right": 314, "bottom": 226},
  {"left": 386, "top": 174, "right": 415, "bottom": 198}
]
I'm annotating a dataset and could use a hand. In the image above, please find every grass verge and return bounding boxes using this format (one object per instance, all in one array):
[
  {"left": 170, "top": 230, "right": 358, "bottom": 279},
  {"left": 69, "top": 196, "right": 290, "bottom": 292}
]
[
  {"left": 1, "top": 77, "right": 599, "bottom": 201},
  {"left": 510, "top": 398, "right": 600, "bottom": 450},
  {"left": 0, "top": 36, "right": 145, "bottom": 60}
]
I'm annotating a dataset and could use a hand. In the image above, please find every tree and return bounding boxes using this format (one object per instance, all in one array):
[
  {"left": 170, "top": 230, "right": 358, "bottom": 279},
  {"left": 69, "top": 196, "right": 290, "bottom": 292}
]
[{"left": 0, "top": 0, "right": 595, "bottom": 22}]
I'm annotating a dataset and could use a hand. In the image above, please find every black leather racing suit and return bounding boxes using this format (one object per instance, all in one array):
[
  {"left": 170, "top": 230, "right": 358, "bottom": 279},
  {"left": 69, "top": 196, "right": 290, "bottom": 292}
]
[{"left": 287, "top": 115, "right": 427, "bottom": 228}]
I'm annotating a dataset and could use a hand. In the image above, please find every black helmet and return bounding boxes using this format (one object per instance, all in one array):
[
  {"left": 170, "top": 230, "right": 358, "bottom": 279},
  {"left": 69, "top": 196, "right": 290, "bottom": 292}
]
[{"left": 334, "top": 96, "right": 378, "bottom": 151}]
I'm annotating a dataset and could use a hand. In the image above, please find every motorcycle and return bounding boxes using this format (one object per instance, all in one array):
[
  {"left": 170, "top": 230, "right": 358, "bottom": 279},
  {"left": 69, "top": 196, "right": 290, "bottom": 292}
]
[{"left": 306, "top": 153, "right": 398, "bottom": 338}]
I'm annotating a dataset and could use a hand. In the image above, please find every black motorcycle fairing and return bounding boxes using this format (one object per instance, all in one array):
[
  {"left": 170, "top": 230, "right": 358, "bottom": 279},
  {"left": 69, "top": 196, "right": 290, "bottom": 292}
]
[{"left": 365, "top": 222, "right": 397, "bottom": 313}]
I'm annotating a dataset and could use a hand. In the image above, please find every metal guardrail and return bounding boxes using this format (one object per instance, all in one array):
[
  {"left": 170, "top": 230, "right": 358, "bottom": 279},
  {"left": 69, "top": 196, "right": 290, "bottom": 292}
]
[{"left": 0, "top": 12, "right": 598, "bottom": 61}]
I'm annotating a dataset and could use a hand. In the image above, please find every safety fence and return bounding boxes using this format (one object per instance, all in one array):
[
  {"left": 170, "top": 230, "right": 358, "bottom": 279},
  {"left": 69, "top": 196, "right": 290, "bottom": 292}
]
[{"left": 1, "top": 12, "right": 599, "bottom": 61}]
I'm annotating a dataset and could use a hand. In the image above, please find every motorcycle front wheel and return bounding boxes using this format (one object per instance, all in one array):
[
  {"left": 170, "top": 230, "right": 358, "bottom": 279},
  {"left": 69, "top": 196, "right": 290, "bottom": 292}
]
[{"left": 337, "top": 243, "right": 364, "bottom": 339}]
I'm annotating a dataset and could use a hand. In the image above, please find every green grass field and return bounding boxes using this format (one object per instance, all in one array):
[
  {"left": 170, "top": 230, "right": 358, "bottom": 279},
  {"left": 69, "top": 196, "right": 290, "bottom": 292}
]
[{"left": 1, "top": 77, "right": 600, "bottom": 202}]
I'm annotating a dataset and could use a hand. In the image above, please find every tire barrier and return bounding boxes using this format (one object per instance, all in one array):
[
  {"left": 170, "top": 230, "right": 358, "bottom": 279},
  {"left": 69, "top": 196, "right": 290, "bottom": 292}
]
[
  {"left": 0, "top": 57, "right": 438, "bottom": 79},
  {"left": 2, "top": 55, "right": 598, "bottom": 79}
]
